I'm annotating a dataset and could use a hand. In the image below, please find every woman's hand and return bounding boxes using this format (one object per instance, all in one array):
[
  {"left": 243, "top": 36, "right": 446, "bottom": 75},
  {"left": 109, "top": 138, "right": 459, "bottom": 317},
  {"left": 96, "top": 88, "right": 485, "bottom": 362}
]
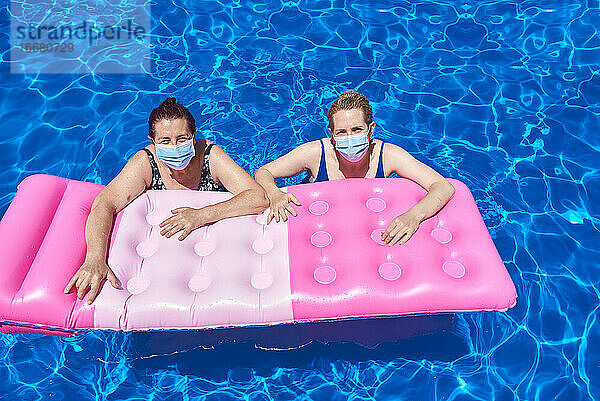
[
  {"left": 381, "top": 211, "right": 422, "bottom": 246},
  {"left": 159, "top": 207, "right": 211, "bottom": 240},
  {"left": 267, "top": 190, "right": 301, "bottom": 224},
  {"left": 64, "top": 258, "right": 119, "bottom": 304}
]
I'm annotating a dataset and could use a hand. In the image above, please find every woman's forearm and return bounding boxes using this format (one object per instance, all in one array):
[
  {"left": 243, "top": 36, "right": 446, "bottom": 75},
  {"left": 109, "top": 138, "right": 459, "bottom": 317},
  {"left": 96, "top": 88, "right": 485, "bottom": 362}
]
[
  {"left": 84, "top": 197, "right": 117, "bottom": 262},
  {"left": 408, "top": 180, "right": 455, "bottom": 221},
  {"left": 254, "top": 168, "right": 283, "bottom": 198},
  {"left": 202, "top": 188, "right": 269, "bottom": 224}
]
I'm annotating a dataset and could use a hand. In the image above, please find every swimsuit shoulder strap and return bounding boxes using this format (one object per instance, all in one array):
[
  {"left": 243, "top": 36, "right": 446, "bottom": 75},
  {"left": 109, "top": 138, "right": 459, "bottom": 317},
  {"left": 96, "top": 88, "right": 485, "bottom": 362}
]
[
  {"left": 142, "top": 148, "right": 158, "bottom": 169},
  {"left": 375, "top": 142, "right": 386, "bottom": 178},
  {"left": 198, "top": 142, "right": 227, "bottom": 191},
  {"left": 313, "top": 139, "right": 329, "bottom": 182},
  {"left": 142, "top": 148, "right": 166, "bottom": 190}
]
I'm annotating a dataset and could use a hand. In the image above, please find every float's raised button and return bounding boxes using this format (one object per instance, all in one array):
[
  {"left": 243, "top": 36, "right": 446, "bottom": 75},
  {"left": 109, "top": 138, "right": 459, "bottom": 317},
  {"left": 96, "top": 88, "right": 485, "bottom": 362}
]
[
  {"left": 188, "top": 274, "right": 211, "bottom": 292},
  {"left": 252, "top": 238, "right": 274, "bottom": 254},
  {"left": 314, "top": 266, "right": 336, "bottom": 285},
  {"left": 136, "top": 240, "right": 158, "bottom": 258},
  {"left": 431, "top": 228, "right": 452, "bottom": 244},
  {"left": 255, "top": 212, "right": 268, "bottom": 225},
  {"left": 251, "top": 272, "right": 274, "bottom": 290},
  {"left": 194, "top": 241, "right": 215, "bottom": 257},
  {"left": 309, "top": 200, "right": 329, "bottom": 216},
  {"left": 311, "top": 231, "right": 332, "bottom": 248},
  {"left": 145, "top": 212, "right": 162, "bottom": 226},
  {"left": 370, "top": 229, "right": 386, "bottom": 246},
  {"left": 379, "top": 263, "right": 402, "bottom": 281},
  {"left": 126, "top": 276, "right": 149, "bottom": 295},
  {"left": 366, "top": 197, "right": 386, "bottom": 212},
  {"left": 442, "top": 261, "right": 466, "bottom": 279}
]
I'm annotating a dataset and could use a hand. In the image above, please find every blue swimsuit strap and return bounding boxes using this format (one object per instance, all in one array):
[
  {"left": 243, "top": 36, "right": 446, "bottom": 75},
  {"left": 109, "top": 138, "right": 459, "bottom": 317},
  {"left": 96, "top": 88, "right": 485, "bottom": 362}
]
[
  {"left": 375, "top": 142, "right": 386, "bottom": 178},
  {"left": 313, "top": 139, "right": 329, "bottom": 182}
]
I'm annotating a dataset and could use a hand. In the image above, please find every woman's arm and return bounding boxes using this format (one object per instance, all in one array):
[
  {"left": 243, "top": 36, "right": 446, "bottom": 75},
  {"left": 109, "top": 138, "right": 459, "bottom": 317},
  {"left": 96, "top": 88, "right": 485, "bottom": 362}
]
[
  {"left": 159, "top": 145, "right": 270, "bottom": 240},
  {"left": 203, "top": 144, "right": 269, "bottom": 220},
  {"left": 381, "top": 144, "right": 455, "bottom": 246},
  {"left": 254, "top": 141, "right": 320, "bottom": 223},
  {"left": 64, "top": 150, "right": 151, "bottom": 303}
]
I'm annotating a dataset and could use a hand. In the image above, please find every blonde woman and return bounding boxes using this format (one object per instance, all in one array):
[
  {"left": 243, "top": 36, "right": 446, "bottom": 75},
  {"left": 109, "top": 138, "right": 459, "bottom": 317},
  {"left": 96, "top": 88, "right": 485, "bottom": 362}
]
[{"left": 255, "top": 90, "right": 455, "bottom": 246}]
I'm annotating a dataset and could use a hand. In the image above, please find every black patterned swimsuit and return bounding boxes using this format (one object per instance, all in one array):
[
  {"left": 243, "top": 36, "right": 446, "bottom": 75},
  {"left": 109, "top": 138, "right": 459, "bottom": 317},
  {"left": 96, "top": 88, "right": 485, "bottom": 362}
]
[{"left": 142, "top": 143, "right": 226, "bottom": 191}]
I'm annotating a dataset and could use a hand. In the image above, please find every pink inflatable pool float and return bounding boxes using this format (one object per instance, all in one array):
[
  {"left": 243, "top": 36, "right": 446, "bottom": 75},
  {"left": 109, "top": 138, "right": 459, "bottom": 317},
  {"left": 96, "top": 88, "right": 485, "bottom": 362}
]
[{"left": 0, "top": 174, "right": 517, "bottom": 336}]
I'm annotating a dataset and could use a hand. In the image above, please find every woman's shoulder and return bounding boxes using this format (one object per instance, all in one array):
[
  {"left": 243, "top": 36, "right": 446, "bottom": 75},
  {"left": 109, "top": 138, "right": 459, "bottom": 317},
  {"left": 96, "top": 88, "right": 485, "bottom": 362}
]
[
  {"left": 203, "top": 140, "right": 223, "bottom": 158},
  {"left": 110, "top": 148, "right": 155, "bottom": 190},
  {"left": 131, "top": 147, "right": 158, "bottom": 174},
  {"left": 136, "top": 146, "right": 158, "bottom": 167},
  {"left": 136, "top": 146, "right": 154, "bottom": 160},
  {"left": 381, "top": 141, "right": 408, "bottom": 156},
  {"left": 296, "top": 139, "right": 324, "bottom": 154},
  {"left": 287, "top": 140, "right": 323, "bottom": 168},
  {"left": 202, "top": 141, "right": 234, "bottom": 169}
]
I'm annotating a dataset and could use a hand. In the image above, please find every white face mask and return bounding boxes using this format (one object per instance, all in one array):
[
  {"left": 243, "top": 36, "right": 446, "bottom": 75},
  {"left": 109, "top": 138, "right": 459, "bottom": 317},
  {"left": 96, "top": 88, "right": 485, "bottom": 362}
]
[
  {"left": 333, "top": 131, "right": 370, "bottom": 162},
  {"left": 154, "top": 138, "right": 195, "bottom": 170}
]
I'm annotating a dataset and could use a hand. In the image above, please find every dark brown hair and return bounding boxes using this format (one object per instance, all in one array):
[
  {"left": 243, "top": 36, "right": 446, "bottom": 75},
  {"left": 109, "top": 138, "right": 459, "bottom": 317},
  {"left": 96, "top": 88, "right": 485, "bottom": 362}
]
[
  {"left": 327, "top": 90, "right": 373, "bottom": 130},
  {"left": 148, "top": 97, "right": 196, "bottom": 138}
]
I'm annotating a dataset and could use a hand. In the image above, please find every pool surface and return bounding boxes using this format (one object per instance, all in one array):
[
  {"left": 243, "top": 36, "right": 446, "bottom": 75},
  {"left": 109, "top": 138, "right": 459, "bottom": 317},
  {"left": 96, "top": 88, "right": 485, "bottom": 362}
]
[{"left": 1, "top": 0, "right": 599, "bottom": 400}]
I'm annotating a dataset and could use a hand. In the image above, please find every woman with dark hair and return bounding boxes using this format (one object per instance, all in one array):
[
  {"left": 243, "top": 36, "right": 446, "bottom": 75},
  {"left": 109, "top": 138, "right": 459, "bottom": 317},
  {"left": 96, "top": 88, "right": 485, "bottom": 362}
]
[
  {"left": 255, "top": 90, "right": 455, "bottom": 246},
  {"left": 65, "top": 97, "right": 268, "bottom": 304}
]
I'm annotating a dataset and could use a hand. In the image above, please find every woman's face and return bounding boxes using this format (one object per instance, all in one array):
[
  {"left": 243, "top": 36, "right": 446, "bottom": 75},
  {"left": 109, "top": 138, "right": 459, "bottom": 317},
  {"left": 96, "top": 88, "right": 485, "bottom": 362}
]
[
  {"left": 328, "top": 109, "right": 374, "bottom": 142},
  {"left": 148, "top": 118, "right": 197, "bottom": 145}
]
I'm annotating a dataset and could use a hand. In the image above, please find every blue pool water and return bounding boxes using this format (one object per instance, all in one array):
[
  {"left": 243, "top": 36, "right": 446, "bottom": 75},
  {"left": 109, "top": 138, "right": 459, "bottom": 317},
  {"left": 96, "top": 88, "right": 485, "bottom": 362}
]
[{"left": 1, "top": 0, "right": 599, "bottom": 399}]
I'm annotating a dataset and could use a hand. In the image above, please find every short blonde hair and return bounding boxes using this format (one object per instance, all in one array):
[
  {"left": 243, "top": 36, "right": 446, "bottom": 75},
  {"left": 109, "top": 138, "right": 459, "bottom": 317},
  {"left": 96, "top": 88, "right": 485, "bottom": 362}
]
[{"left": 327, "top": 90, "right": 373, "bottom": 130}]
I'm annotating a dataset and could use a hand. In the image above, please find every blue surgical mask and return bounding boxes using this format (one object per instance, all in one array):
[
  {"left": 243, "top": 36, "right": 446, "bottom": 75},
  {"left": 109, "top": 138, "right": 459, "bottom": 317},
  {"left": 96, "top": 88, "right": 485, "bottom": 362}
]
[
  {"left": 333, "top": 131, "right": 370, "bottom": 162},
  {"left": 155, "top": 138, "right": 195, "bottom": 170}
]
